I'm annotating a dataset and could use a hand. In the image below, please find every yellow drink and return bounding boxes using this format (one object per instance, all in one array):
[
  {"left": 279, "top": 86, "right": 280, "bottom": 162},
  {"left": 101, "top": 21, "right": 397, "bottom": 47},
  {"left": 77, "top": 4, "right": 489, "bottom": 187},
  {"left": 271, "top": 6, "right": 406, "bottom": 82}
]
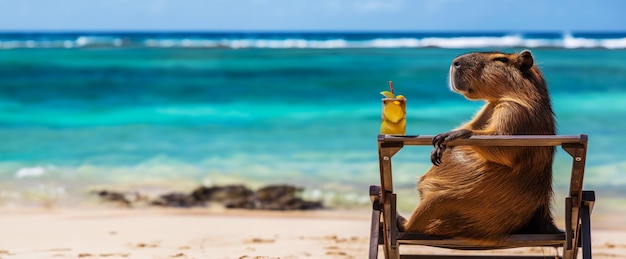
[{"left": 380, "top": 97, "right": 406, "bottom": 135}]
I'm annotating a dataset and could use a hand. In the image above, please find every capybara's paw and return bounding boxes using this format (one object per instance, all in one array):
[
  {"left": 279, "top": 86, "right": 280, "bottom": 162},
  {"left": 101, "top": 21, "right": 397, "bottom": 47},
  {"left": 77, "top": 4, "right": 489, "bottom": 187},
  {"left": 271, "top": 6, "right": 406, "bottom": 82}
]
[
  {"left": 431, "top": 132, "right": 450, "bottom": 166},
  {"left": 431, "top": 143, "right": 445, "bottom": 166},
  {"left": 431, "top": 129, "right": 473, "bottom": 166}
]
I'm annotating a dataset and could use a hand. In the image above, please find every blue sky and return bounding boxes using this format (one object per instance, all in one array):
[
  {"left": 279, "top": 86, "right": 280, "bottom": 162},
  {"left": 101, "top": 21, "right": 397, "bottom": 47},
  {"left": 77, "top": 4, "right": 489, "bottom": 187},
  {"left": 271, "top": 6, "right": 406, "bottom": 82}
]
[{"left": 0, "top": 0, "right": 624, "bottom": 32}]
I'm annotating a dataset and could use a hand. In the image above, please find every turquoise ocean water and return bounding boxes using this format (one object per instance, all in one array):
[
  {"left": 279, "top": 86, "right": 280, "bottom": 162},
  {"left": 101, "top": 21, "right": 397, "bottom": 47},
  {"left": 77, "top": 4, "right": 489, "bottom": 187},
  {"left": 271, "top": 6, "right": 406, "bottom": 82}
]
[{"left": 1, "top": 32, "right": 625, "bottom": 211}]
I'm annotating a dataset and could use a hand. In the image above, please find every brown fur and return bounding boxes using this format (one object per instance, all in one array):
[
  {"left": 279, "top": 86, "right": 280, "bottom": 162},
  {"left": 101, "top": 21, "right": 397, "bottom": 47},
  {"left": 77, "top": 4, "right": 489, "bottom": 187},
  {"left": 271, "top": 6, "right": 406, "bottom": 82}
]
[{"left": 403, "top": 50, "right": 560, "bottom": 245}]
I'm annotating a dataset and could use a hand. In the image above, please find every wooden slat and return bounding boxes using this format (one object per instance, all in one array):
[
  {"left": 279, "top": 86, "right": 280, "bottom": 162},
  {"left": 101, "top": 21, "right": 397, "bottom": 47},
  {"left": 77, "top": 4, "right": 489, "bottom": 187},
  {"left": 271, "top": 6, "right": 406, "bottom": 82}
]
[
  {"left": 400, "top": 255, "right": 561, "bottom": 259},
  {"left": 379, "top": 134, "right": 587, "bottom": 147},
  {"left": 397, "top": 233, "right": 565, "bottom": 250}
]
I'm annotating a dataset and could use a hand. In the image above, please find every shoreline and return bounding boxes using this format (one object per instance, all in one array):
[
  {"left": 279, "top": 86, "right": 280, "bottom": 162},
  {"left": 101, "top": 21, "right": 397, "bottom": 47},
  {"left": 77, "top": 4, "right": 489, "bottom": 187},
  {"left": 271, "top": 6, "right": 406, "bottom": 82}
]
[{"left": 1, "top": 206, "right": 625, "bottom": 258}]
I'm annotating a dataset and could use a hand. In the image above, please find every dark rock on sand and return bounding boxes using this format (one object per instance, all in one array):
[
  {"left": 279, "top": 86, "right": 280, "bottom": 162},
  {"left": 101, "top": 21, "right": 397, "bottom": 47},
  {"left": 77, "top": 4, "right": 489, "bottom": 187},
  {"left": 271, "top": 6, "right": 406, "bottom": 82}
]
[
  {"left": 150, "top": 192, "right": 198, "bottom": 207},
  {"left": 250, "top": 185, "right": 323, "bottom": 210},
  {"left": 92, "top": 190, "right": 143, "bottom": 207},
  {"left": 190, "top": 184, "right": 254, "bottom": 208},
  {"left": 94, "top": 184, "right": 323, "bottom": 210}
]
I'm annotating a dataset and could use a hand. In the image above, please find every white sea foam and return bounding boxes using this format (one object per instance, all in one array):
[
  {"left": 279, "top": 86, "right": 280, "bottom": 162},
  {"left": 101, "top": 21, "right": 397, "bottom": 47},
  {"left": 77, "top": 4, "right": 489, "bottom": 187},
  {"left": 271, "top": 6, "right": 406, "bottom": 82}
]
[
  {"left": 15, "top": 166, "right": 46, "bottom": 178},
  {"left": 370, "top": 38, "right": 421, "bottom": 48},
  {"left": 75, "top": 36, "right": 125, "bottom": 47},
  {"left": 561, "top": 32, "right": 626, "bottom": 49},
  {"left": 144, "top": 38, "right": 219, "bottom": 48},
  {"left": 601, "top": 37, "right": 626, "bottom": 49},
  {"left": 422, "top": 35, "right": 524, "bottom": 48},
  {"left": 132, "top": 33, "right": 626, "bottom": 49},
  {"left": 143, "top": 38, "right": 350, "bottom": 49},
  {"left": 563, "top": 33, "right": 598, "bottom": 48},
  {"left": 2, "top": 33, "right": 626, "bottom": 49},
  {"left": 0, "top": 36, "right": 126, "bottom": 49}
]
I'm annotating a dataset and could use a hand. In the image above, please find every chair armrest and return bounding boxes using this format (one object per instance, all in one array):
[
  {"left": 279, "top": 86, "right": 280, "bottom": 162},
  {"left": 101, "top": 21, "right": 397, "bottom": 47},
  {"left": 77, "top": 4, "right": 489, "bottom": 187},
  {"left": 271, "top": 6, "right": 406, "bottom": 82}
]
[{"left": 378, "top": 134, "right": 587, "bottom": 147}]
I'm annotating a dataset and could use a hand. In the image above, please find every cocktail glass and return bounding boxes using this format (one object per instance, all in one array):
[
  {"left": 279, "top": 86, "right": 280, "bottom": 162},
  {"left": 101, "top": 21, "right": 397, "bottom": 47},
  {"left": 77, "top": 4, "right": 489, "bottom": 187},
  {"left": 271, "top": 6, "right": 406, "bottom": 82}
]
[{"left": 380, "top": 97, "right": 406, "bottom": 135}]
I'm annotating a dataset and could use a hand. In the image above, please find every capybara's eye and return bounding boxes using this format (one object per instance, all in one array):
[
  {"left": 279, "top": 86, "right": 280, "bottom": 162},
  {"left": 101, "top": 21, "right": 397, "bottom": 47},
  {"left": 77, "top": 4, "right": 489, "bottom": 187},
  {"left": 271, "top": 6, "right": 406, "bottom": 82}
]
[{"left": 493, "top": 57, "right": 509, "bottom": 63}]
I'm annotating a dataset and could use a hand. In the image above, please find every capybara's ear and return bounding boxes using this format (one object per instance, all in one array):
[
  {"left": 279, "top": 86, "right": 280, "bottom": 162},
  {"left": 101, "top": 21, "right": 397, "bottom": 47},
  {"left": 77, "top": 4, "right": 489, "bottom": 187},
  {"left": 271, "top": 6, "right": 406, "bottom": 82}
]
[{"left": 518, "top": 50, "right": 534, "bottom": 72}]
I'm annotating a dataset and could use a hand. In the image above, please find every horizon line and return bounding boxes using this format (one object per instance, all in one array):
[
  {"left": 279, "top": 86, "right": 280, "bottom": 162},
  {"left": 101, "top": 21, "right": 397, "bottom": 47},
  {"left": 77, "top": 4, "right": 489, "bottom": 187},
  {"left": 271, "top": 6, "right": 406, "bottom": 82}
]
[{"left": 0, "top": 29, "right": 625, "bottom": 34}]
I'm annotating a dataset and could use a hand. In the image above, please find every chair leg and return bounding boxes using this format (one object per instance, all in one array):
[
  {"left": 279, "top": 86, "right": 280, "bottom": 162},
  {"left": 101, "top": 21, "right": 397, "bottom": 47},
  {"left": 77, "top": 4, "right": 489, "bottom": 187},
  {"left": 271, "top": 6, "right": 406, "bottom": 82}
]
[
  {"left": 581, "top": 202, "right": 592, "bottom": 259},
  {"left": 369, "top": 186, "right": 382, "bottom": 259},
  {"left": 390, "top": 193, "right": 398, "bottom": 250},
  {"left": 369, "top": 207, "right": 381, "bottom": 259},
  {"left": 563, "top": 197, "right": 575, "bottom": 259}
]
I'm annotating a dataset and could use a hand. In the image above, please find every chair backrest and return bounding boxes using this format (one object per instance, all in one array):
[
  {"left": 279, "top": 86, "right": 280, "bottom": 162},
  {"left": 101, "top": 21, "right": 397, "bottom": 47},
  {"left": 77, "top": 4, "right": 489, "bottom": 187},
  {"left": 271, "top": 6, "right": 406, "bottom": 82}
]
[{"left": 376, "top": 134, "right": 589, "bottom": 257}]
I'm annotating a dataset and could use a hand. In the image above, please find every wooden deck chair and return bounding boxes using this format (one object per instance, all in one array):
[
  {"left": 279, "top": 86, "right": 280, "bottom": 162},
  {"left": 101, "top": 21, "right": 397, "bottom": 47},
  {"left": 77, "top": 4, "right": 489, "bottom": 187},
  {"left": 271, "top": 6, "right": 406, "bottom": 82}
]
[{"left": 369, "top": 134, "right": 594, "bottom": 259}]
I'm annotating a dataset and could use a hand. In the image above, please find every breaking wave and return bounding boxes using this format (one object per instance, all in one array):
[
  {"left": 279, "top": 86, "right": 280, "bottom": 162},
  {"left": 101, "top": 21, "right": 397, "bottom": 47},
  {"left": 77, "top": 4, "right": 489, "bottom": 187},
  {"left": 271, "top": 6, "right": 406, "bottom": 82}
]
[{"left": 1, "top": 32, "right": 625, "bottom": 49}]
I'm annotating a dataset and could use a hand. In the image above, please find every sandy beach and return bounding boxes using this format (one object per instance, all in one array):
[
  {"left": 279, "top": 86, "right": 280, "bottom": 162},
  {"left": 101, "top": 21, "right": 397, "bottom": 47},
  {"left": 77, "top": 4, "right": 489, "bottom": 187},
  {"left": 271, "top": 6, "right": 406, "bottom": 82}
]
[
  {"left": 2, "top": 30, "right": 626, "bottom": 259},
  {"left": 0, "top": 207, "right": 625, "bottom": 259}
]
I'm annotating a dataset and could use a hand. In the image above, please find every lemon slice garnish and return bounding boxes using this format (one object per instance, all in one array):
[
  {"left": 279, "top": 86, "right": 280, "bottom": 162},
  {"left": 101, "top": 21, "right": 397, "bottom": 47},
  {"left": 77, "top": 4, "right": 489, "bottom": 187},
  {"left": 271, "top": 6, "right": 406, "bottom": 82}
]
[
  {"left": 383, "top": 103, "right": 404, "bottom": 123},
  {"left": 380, "top": 91, "right": 395, "bottom": 98}
]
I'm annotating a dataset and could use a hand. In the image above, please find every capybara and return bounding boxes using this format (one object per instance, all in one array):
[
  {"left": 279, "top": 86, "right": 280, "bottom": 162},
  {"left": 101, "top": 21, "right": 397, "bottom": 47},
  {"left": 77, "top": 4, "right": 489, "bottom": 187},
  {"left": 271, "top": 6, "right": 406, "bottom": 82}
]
[{"left": 403, "top": 50, "right": 560, "bottom": 245}]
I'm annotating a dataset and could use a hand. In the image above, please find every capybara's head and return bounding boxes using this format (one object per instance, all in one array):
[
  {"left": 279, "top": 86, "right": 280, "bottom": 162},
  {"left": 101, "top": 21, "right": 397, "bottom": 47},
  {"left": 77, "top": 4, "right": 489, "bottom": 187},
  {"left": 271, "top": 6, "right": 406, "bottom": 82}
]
[{"left": 448, "top": 50, "right": 546, "bottom": 101}]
